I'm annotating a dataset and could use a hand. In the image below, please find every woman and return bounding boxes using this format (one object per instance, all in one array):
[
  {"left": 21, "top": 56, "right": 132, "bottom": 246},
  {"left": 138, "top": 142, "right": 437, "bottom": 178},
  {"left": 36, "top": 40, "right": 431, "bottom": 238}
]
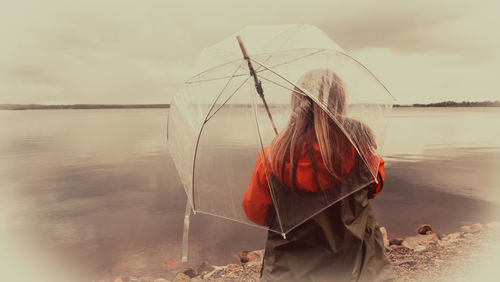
[{"left": 242, "top": 69, "right": 395, "bottom": 281}]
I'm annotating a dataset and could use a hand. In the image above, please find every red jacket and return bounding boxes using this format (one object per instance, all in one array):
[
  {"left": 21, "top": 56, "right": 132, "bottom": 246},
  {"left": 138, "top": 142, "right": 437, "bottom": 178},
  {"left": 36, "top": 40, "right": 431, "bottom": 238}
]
[{"left": 242, "top": 143, "right": 385, "bottom": 225}]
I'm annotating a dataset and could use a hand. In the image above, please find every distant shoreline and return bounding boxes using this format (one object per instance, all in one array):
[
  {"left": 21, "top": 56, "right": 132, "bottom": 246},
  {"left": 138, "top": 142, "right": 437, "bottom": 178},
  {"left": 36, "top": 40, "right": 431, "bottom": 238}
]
[
  {"left": 1, "top": 101, "right": 499, "bottom": 110},
  {"left": 394, "top": 101, "right": 500, "bottom": 107},
  {"left": 0, "top": 104, "right": 170, "bottom": 110}
]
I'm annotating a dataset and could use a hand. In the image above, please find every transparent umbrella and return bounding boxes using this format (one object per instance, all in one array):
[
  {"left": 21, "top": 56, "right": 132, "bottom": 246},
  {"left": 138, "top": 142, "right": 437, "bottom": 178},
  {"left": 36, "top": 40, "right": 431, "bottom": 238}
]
[{"left": 167, "top": 25, "right": 394, "bottom": 242}]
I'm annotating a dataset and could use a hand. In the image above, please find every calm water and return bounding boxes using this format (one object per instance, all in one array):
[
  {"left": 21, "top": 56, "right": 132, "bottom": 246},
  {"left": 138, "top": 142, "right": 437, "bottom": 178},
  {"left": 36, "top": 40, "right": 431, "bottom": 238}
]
[{"left": 0, "top": 107, "right": 499, "bottom": 281}]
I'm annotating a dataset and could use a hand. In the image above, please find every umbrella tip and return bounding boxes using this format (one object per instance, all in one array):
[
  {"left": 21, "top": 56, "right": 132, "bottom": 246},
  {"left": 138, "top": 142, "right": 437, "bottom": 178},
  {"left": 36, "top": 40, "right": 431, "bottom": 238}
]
[{"left": 236, "top": 35, "right": 249, "bottom": 59}]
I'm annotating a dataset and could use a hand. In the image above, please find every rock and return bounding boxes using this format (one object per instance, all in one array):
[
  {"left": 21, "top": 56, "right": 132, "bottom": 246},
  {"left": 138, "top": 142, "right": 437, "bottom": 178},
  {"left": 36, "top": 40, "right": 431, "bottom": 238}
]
[
  {"left": 393, "top": 259, "right": 417, "bottom": 266},
  {"left": 379, "top": 226, "right": 390, "bottom": 247},
  {"left": 182, "top": 268, "right": 197, "bottom": 278},
  {"left": 414, "top": 245, "right": 426, "bottom": 253},
  {"left": 173, "top": 273, "right": 190, "bottom": 282},
  {"left": 139, "top": 277, "right": 155, "bottom": 282},
  {"left": 438, "top": 240, "right": 452, "bottom": 247},
  {"left": 389, "top": 238, "right": 404, "bottom": 246},
  {"left": 197, "top": 261, "right": 216, "bottom": 276},
  {"left": 226, "top": 263, "right": 242, "bottom": 270},
  {"left": 246, "top": 259, "right": 262, "bottom": 269},
  {"left": 444, "top": 232, "right": 461, "bottom": 241},
  {"left": 461, "top": 224, "right": 482, "bottom": 233},
  {"left": 486, "top": 221, "right": 500, "bottom": 229},
  {"left": 153, "top": 279, "right": 171, "bottom": 282},
  {"left": 390, "top": 245, "right": 402, "bottom": 250},
  {"left": 402, "top": 233, "right": 439, "bottom": 249},
  {"left": 115, "top": 276, "right": 130, "bottom": 282},
  {"left": 236, "top": 250, "right": 261, "bottom": 263},
  {"left": 416, "top": 224, "right": 434, "bottom": 235}
]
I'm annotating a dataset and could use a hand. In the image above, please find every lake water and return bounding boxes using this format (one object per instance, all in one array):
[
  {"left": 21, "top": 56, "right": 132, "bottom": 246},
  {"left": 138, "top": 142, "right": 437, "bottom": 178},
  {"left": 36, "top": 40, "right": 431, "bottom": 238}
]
[{"left": 0, "top": 107, "right": 499, "bottom": 281}]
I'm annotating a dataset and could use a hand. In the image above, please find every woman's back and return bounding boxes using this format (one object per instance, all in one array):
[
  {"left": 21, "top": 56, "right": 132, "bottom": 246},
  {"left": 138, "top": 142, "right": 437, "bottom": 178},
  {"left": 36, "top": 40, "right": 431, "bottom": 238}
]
[
  {"left": 242, "top": 69, "right": 394, "bottom": 281},
  {"left": 260, "top": 187, "right": 394, "bottom": 282}
]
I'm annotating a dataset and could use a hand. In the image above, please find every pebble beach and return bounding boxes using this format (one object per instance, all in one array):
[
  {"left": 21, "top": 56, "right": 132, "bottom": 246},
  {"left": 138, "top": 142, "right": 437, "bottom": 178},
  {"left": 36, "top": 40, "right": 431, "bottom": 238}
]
[{"left": 104, "top": 221, "right": 500, "bottom": 282}]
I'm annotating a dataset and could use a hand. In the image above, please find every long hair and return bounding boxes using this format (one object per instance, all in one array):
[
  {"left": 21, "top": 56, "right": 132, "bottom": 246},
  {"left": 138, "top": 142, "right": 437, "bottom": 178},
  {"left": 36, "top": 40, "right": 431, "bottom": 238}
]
[{"left": 269, "top": 69, "right": 355, "bottom": 191}]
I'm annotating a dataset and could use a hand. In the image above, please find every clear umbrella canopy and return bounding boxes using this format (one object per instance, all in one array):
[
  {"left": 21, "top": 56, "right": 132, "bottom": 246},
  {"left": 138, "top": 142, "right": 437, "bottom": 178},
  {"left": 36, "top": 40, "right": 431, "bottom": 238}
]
[{"left": 167, "top": 25, "right": 394, "bottom": 236}]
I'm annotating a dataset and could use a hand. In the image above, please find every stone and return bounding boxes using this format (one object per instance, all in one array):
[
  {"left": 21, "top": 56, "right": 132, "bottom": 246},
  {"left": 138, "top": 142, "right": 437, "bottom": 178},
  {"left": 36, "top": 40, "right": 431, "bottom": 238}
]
[
  {"left": 197, "top": 261, "right": 216, "bottom": 276},
  {"left": 236, "top": 250, "right": 261, "bottom": 263},
  {"left": 139, "top": 277, "right": 155, "bottom": 282},
  {"left": 414, "top": 245, "right": 426, "bottom": 253},
  {"left": 416, "top": 224, "right": 434, "bottom": 235},
  {"left": 393, "top": 259, "right": 417, "bottom": 266},
  {"left": 226, "top": 263, "right": 241, "bottom": 270},
  {"left": 438, "top": 240, "right": 452, "bottom": 247},
  {"left": 389, "top": 238, "right": 404, "bottom": 246},
  {"left": 401, "top": 233, "right": 439, "bottom": 249},
  {"left": 246, "top": 259, "right": 263, "bottom": 269},
  {"left": 445, "top": 232, "right": 461, "bottom": 241},
  {"left": 379, "top": 226, "right": 390, "bottom": 247},
  {"left": 173, "top": 273, "right": 191, "bottom": 282},
  {"left": 154, "top": 279, "right": 171, "bottom": 282},
  {"left": 246, "top": 250, "right": 261, "bottom": 261},
  {"left": 182, "top": 268, "right": 197, "bottom": 278}
]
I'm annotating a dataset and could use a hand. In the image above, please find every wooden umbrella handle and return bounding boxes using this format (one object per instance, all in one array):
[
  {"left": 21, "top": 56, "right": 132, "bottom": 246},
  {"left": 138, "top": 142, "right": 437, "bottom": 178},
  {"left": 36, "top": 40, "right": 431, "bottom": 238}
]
[{"left": 236, "top": 36, "right": 249, "bottom": 59}]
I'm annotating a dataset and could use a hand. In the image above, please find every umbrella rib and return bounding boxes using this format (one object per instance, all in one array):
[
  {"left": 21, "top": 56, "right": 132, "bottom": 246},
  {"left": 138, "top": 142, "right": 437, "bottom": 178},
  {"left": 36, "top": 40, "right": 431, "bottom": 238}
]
[
  {"left": 204, "top": 55, "right": 275, "bottom": 122},
  {"left": 191, "top": 60, "right": 247, "bottom": 211},
  {"left": 248, "top": 81, "right": 286, "bottom": 235},
  {"left": 186, "top": 58, "right": 242, "bottom": 83},
  {"left": 204, "top": 77, "right": 251, "bottom": 122},
  {"left": 258, "top": 76, "right": 306, "bottom": 96},
  {"left": 256, "top": 49, "right": 325, "bottom": 71},
  {"left": 186, "top": 48, "right": 325, "bottom": 84}
]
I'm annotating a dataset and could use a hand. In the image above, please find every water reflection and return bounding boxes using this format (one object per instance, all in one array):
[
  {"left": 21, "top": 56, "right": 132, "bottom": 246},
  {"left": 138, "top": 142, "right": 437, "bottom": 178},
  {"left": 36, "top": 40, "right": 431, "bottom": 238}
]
[{"left": 0, "top": 108, "right": 499, "bottom": 280}]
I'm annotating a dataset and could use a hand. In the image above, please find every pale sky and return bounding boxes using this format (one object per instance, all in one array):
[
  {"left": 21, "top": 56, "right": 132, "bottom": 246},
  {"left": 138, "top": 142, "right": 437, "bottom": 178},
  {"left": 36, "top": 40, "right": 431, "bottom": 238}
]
[{"left": 1, "top": 0, "right": 499, "bottom": 105}]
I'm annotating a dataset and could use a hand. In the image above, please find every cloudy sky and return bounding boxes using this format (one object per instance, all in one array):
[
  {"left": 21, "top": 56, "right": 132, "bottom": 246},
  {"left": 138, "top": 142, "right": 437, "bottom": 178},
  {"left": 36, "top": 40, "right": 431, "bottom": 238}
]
[{"left": 1, "top": 0, "right": 499, "bottom": 105}]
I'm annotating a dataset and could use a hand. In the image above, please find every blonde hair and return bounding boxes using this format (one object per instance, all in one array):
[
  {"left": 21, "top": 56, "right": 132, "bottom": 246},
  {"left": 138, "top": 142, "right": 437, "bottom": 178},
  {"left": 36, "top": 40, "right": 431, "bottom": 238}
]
[{"left": 269, "top": 69, "right": 355, "bottom": 190}]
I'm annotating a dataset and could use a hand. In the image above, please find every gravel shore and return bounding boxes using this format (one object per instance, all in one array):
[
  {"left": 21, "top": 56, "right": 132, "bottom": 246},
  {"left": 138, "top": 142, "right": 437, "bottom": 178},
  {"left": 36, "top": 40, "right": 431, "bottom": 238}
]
[{"left": 109, "top": 222, "right": 500, "bottom": 282}]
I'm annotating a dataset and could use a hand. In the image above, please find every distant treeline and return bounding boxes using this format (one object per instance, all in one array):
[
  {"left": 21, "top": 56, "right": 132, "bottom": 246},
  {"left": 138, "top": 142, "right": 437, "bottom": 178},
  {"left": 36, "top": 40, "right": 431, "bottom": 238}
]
[
  {"left": 2, "top": 101, "right": 499, "bottom": 110},
  {"left": 395, "top": 101, "right": 500, "bottom": 107},
  {"left": 0, "top": 104, "right": 170, "bottom": 110}
]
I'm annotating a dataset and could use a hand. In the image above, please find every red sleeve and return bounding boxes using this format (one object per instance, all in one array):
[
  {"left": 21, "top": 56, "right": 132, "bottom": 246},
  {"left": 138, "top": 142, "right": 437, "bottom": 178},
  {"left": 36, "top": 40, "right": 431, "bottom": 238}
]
[
  {"left": 242, "top": 152, "right": 272, "bottom": 225},
  {"left": 368, "top": 157, "right": 385, "bottom": 199}
]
